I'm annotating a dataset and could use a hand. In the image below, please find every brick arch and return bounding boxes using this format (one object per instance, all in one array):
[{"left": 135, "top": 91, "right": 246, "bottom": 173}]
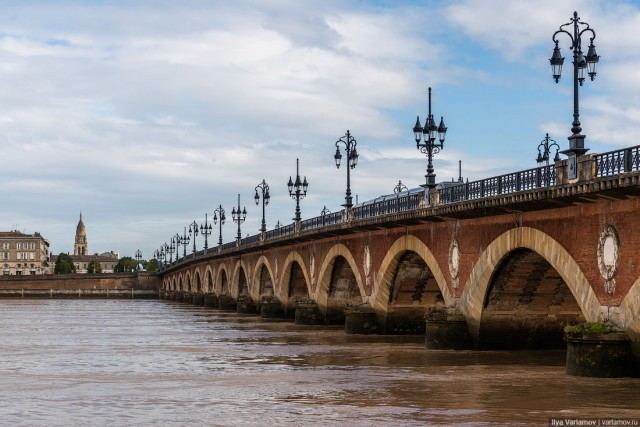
[
  {"left": 315, "top": 243, "right": 365, "bottom": 313},
  {"left": 204, "top": 265, "right": 215, "bottom": 293},
  {"left": 279, "top": 251, "right": 312, "bottom": 307},
  {"left": 216, "top": 263, "right": 230, "bottom": 296},
  {"left": 193, "top": 270, "right": 202, "bottom": 293},
  {"left": 461, "top": 227, "right": 601, "bottom": 338},
  {"left": 252, "top": 255, "right": 276, "bottom": 300},
  {"left": 178, "top": 273, "right": 185, "bottom": 292},
  {"left": 372, "top": 234, "right": 453, "bottom": 313},
  {"left": 185, "top": 271, "right": 192, "bottom": 292},
  {"left": 231, "top": 260, "right": 251, "bottom": 298}
]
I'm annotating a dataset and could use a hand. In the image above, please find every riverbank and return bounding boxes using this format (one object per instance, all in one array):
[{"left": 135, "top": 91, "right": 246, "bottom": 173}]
[{"left": 0, "top": 272, "right": 160, "bottom": 298}]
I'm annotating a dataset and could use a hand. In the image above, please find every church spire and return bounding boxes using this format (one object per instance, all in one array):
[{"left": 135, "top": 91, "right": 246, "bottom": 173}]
[{"left": 74, "top": 212, "right": 88, "bottom": 256}]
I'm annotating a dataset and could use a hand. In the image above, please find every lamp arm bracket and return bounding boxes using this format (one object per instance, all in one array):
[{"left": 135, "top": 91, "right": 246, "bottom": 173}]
[{"left": 552, "top": 29, "right": 574, "bottom": 46}]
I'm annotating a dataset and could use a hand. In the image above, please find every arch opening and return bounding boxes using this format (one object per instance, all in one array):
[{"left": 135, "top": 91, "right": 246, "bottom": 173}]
[
  {"left": 478, "top": 248, "right": 585, "bottom": 350},
  {"left": 283, "top": 261, "right": 309, "bottom": 318},
  {"left": 220, "top": 270, "right": 229, "bottom": 295},
  {"left": 258, "top": 265, "right": 274, "bottom": 298},
  {"left": 237, "top": 268, "right": 249, "bottom": 296},
  {"left": 326, "top": 255, "right": 361, "bottom": 324},
  {"left": 287, "top": 261, "right": 309, "bottom": 302},
  {"left": 195, "top": 273, "right": 201, "bottom": 293},
  {"left": 386, "top": 250, "right": 445, "bottom": 334},
  {"left": 206, "top": 270, "right": 213, "bottom": 294}
]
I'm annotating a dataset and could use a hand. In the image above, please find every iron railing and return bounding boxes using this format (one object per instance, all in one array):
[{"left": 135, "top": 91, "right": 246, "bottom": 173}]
[
  {"left": 352, "top": 191, "right": 423, "bottom": 220},
  {"left": 595, "top": 145, "right": 640, "bottom": 177},
  {"left": 265, "top": 223, "right": 295, "bottom": 240},
  {"left": 439, "top": 165, "right": 556, "bottom": 204},
  {"left": 301, "top": 211, "right": 342, "bottom": 230}
]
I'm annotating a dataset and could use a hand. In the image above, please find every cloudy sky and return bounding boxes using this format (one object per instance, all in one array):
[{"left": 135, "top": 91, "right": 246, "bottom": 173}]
[{"left": 2, "top": 0, "right": 640, "bottom": 260}]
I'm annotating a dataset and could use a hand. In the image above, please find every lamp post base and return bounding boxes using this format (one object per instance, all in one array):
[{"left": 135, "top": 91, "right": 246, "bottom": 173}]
[{"left": 562, "top": 134, "right": 589, "bottom": 157}]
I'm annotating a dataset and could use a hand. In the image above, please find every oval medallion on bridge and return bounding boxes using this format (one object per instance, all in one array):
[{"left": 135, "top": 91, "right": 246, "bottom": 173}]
[
  {"left": 597, "top": 224, "right": 620, "bottom": 295},
  {"left": 449, "top": 238, "right": 460, "bottom": 288}
]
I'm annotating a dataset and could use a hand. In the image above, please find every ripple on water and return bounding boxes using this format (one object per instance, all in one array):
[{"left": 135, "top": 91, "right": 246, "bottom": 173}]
[{"left": 0, "top": 299, "right": 639, "bottom": 426}]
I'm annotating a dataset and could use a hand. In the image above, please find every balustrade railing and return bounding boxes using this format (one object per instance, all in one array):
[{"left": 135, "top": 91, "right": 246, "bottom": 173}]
[
  {"left": 265, "top": 223, "right": 295, "bottom": 240},
  {"left": 439, "top": 164, "right": 555, "bottom": 204},
  {"left": 220, "top": 241, "right": 236, "bottom": 252},
  {"left": 352, "top": 190, "right": 423, "bottom": 220},
  {"left": 241, "top": 234, "right": 261, "bottom": 246},
  {"left": 595, "top": 146, "right": 640, "bottom": 177},
  {"left": 301, "top": 211, "right": 342, "bottom": 230}
]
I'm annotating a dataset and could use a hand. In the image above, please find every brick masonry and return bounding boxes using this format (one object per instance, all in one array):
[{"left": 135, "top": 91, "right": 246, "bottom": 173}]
[{"left": 161, "top": 191, "right": 640, "bottom": 347}]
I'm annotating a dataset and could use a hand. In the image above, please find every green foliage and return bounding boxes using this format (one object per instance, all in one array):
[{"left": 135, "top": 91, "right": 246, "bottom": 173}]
[
  {"left": 54, "top": 253, "right": 76, "bottom": 274},
  {"left": 144, "top": 258, "right": 159, "bottom": 272},
  {"left": 114, "top": 256, "right": 136, "bottom": 272},
  {"left": 87, "top": 259, "right": 102, "bottom": 274},
  {"left": 565, "top": 321, "right": 619, "bottom": 335}
]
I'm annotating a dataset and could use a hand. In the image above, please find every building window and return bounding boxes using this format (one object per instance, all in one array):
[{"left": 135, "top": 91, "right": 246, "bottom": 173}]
[
  {"left": 1, "top": 242, "right": 8, "bottom": 250},
  {"left": 16, "top": 243, "right": 21, "bottom": 250}
]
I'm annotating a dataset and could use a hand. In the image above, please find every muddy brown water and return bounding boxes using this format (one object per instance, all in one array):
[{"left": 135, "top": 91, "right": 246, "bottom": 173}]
[{"left": 1, "top": 299, "right": 639, "bottom": 426}]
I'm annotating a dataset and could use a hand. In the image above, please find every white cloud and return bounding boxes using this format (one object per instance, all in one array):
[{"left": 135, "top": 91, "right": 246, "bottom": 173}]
[{"left": 0, "top": 0, "right": 639, "bottom": 257}]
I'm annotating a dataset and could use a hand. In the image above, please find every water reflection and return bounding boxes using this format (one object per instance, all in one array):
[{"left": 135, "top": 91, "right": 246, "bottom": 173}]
[{"left": 0, "top": 299, "right": 638, "bottom": 426}]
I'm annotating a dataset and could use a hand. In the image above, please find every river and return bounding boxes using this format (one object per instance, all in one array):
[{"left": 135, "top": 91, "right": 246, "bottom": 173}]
[{"left": 0, "top": 299, "right": 638, "bottom": 426}]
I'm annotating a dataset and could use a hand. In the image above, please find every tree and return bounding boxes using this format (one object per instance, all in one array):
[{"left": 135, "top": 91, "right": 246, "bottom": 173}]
[
  {"left": 144, "top": 258, "right": 159, "bottom": 272},
  {"left": 114, "top": 257, "right": 136, "bottom": 272},
  {"left": 54, "top": 253, "right": 76, "bottom": 274},
  {"left": 87, "top": 259, "right": 102, "bottom": 273}
]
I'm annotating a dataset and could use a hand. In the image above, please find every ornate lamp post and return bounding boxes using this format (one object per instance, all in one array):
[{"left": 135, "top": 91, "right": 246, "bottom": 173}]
[
  {"left": 412, "top": 87, "right": 447, "bottom": 189},
  {"left": 161, "top": 243, "right": 168, "bottom": 267},
  {"left": 200, "top": 213, "right": 213, "bottom": 253},
  {"left": 254, "top": 180, "right": 270, "bottom": 233},
  {"left": 334, "top": 130, "right": 359, "bottom": 214},
  {"left": 288, "top": 158, "right": 308, "bottom": 222},
  {"left": 231, "top": 194, "right": 247, "bottom": 241},
  {"left": 550, "top": 11, "right": 599, "bottom": 165},
  {"left": 393, "top": 180, "right": 408, "bottom": 211},
  {"left": 188, "top": 220, "right": 199, "bottom": 256},
  {"left": 393, "top": 180, "right": 408, "bottom": 194},
  {"left": 157, "top": 248, "right": 162, "bottom": 268},
  {"left": 135, "top": 249, "right": 142, "bottom": 270},
  {"left": 180, "top": 226, "right": 190, "bottom": 258},
  {"left": 168, "top": 238, "right": 175, "bottom": 264},
  {"left": 173, "top": 233, "right": 181, "bottom": 261},
  {"left": 320, "top": 205, "right": 330, "bottom": 226},
  {"left": 213, "top": 205, "right": 226, "bottom": 246},
  {"left": 537, "top": 133, "right": 561, "bottom": 166}
]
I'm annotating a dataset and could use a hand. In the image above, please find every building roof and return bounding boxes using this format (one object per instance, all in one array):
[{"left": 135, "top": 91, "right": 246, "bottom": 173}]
[{"left": 0, "top": 231, "right": 47, "bottom": 240}]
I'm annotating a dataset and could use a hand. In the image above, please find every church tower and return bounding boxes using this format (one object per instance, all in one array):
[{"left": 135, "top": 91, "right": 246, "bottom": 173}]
[{"left": 74, "top": 213, "right": 88, "bottom": 256}]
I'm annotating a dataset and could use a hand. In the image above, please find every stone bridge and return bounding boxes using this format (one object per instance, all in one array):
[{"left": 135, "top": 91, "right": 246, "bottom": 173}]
[{"left": 158, "top": 147, "right": 640, "bottom": 359}]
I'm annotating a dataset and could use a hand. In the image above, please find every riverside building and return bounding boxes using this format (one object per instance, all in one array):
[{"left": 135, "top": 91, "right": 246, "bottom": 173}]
[{"left": 0, "top": 230, "right": 51, "bottom": 275}]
